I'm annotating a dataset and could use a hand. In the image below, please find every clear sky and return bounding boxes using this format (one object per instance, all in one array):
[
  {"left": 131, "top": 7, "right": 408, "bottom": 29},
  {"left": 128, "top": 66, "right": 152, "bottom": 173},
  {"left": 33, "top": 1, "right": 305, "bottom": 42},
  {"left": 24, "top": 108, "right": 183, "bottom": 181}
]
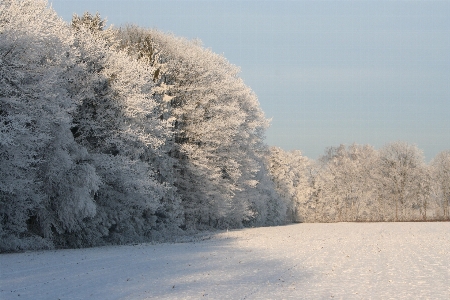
[{"left": 49, "top": 0, "right": 449, "bottom": 161}]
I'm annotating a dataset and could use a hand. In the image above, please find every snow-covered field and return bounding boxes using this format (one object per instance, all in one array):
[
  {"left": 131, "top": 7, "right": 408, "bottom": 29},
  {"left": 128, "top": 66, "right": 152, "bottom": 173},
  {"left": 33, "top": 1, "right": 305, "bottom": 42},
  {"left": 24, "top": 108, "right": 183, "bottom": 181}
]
[{"left": 1, "top": 222, "right": 449, "bottom": 299}]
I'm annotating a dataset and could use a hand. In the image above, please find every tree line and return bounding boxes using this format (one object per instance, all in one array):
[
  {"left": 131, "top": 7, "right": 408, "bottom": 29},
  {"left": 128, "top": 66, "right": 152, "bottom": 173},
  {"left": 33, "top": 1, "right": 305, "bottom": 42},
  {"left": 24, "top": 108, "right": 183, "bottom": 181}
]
[
  {"left": 1, "top": 0, "right": 288, "bottom": 252},
  {"left": 268, "top": 143, "right": 449, "bottom": 223},
  {"left": 1, "top": 0, "right": 448, "bottom": 252}
]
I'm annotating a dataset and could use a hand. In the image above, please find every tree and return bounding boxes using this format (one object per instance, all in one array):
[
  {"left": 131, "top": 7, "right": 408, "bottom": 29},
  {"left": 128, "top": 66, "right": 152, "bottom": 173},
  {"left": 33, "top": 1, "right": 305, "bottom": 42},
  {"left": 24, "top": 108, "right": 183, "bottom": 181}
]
[
  {"left": 0, "top": 0, "right": 100, "bottom": 251},
  {"left": 1, "top": 0, "right": 296, "bottom": 252},
  {"left": 115, "top": 26, "right": 278, "bottom": 228},
  {"left": 67, "top": 13, "right": 182, "bottom": 246},
  {"left": 1, "top": 1, "right": 183, "bottom": 251},
  {"left": 315, "top": 144, "right": 379, "bottom": 222},
  {"left": 430, "top": 150, "right": 450, "bottom": 220},
  {"left": 266, "top": 147, "right": 311, "bottom": 222},
  {"left": 377, "top": 142, "right": 429, "bottom": 221}
]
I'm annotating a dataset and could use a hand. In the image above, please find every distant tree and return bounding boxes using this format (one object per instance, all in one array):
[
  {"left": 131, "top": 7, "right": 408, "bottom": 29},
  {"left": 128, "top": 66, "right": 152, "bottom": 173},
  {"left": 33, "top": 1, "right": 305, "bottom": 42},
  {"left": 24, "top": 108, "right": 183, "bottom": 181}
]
[
  {"left": 266, "top": 147, "right": 311, "bottom": 222},
  {"left": 430, "top": 150, "right": 450, "bottom": 220},
  {"left": 377, "top": 142, "right": 429, "bottom": 221},
  {"left": 240, "top": 160, "right": 287, "bottom": 226},
  {"left": 316, "top": 144, "right": 378, "bottom": 222},
  {"left": 304, "top": 161, "right": 324, "bottom": 222}
]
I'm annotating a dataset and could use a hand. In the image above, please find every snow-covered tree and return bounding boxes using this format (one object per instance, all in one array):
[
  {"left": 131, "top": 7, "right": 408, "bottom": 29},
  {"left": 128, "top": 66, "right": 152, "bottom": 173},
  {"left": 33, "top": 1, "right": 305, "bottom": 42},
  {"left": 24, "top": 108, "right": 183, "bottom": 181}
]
[
  {"left": 266, "top": 147, "right": 312, "bottom": 222},
  {"left": 376, "top": 142, "right": 429, "bottom": 221},
  {"left": 316, "top": 144, "right": 379, "bottom": 222},
  {"left": 430, "top": 150, "right": 450, "bottom": 220},
  {"left": 1, "top": 1, "right": 184, "bottom": 251},
  {"left": 15, "top": 0, "right": 450, "bottom": 250},
  {"left": 310, "top": 142, "right": 437, "bottom": 222},
  {"left": 1, "top": 0, "right": 289, "bottom": 252},
  {"left": 115, "top": 26, "right": 279, "bottom": 228},
  {"left": 66, "top": 13, "right": 182, "bottom": 246},
  {"left": 0, "top": 0, "right": 100, "bottom": 251}
]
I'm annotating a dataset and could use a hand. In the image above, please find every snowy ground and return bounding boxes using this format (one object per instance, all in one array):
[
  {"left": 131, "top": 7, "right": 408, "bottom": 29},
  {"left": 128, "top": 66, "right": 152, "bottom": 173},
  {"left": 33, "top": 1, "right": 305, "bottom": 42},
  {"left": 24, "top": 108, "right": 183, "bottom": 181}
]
[{"left": 1, "top": 222, "right": 449, "bottom": 300}]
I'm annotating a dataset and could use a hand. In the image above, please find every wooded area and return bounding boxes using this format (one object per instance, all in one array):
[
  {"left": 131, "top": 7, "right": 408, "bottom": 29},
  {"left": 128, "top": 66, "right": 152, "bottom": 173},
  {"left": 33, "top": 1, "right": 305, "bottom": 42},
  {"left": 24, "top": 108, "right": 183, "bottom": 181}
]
[{"left": 1, "top": 0, "right": 448, "bottom": 252}]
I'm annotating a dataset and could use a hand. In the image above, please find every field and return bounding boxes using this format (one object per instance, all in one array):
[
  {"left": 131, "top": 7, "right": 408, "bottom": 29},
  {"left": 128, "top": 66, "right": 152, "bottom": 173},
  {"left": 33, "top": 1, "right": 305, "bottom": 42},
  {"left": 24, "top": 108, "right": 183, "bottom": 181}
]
[{"left": 1, "top": 222, "right": 449, "bottom": 299}]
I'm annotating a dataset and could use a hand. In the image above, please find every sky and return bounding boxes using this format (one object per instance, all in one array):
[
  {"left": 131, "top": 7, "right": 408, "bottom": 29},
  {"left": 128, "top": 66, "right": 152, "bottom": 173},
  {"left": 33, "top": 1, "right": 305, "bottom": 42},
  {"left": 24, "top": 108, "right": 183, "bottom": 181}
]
[{"left": 49, "top": 0, "right": 450, "bottom": 161}]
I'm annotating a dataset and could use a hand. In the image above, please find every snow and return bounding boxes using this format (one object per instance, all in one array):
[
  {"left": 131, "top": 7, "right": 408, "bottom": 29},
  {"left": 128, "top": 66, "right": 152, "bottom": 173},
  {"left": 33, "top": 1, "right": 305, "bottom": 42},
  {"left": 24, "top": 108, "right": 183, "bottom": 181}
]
[{"left": 1, "top": 222, "right": 449, "bottom": 299}]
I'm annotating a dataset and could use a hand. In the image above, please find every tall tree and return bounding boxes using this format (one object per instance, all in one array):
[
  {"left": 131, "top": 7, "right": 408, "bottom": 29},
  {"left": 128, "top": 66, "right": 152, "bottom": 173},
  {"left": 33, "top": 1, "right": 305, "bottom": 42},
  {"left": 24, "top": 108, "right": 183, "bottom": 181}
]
[
  {"left": 430, "top": 150, "right": 450, "bottom": 220},
  {"left": 67, "top": 13, "right": 181, "bottom": 246},
  {"left": 0, "top": 0, "right": 100, "bottom": 251},
  {"left": 266, "top": 147, "right": 311, "bottom": 222},
  {"left": 377, "top": 142, "right": 429, "bottom": 221},
  {"left": 116, "top": 26, "right": 280, "bottom": 228},
  {"left": 316, "top": 144, "right": 378, "bottom": 222}
]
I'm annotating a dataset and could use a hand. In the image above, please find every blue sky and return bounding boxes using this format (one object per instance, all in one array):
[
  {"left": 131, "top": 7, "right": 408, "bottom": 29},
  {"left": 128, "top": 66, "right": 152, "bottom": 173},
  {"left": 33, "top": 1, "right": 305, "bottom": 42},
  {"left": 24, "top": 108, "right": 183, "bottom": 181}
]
[{"left": 50, "top": 0, "right": 449, "bottom": 161}]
